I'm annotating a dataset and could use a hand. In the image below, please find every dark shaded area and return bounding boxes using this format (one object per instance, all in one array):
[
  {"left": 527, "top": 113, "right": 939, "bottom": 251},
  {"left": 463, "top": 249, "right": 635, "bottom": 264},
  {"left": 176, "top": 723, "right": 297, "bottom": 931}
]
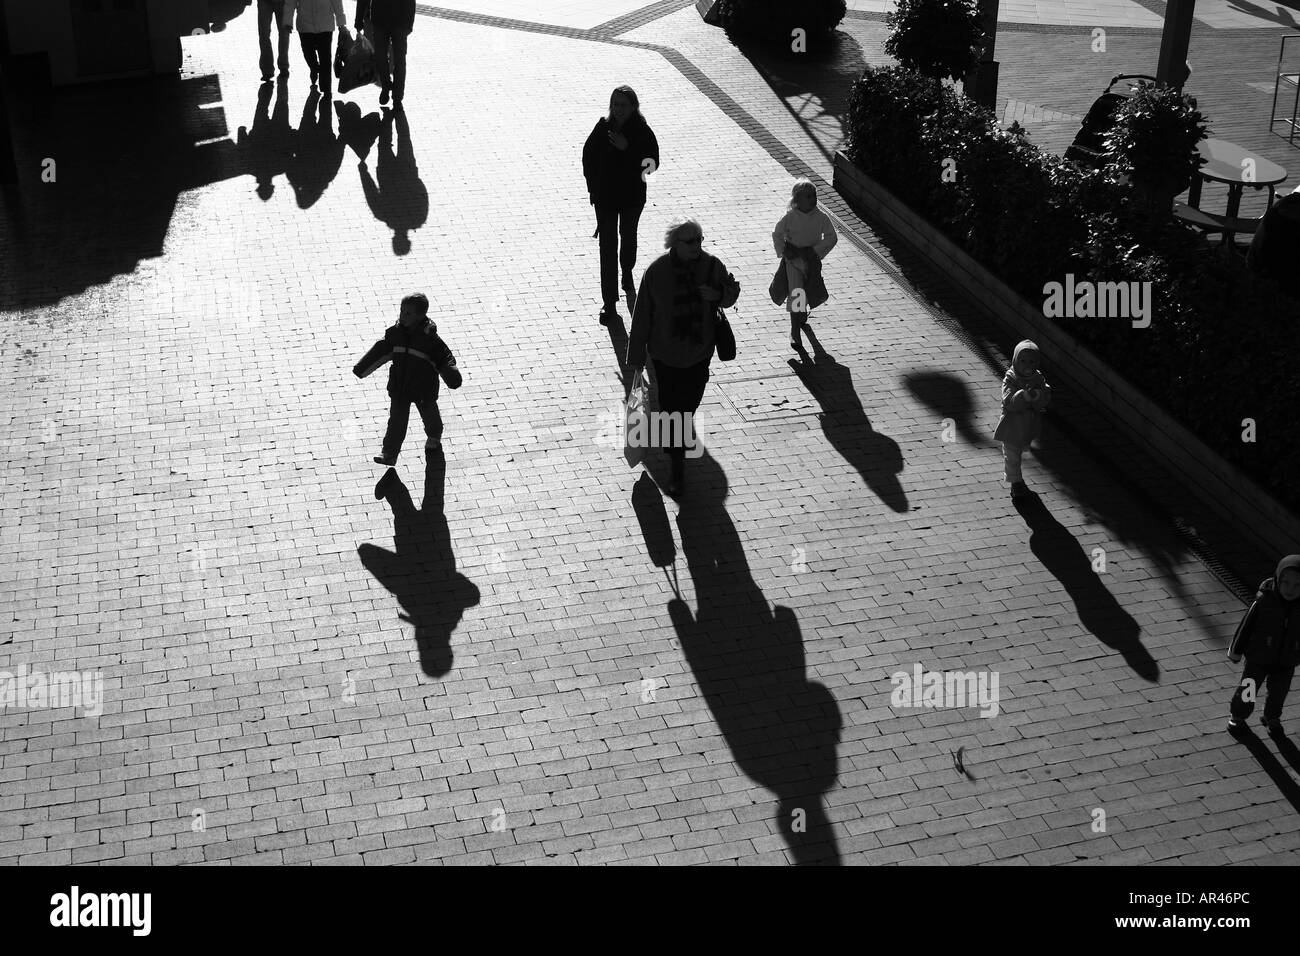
[
  {"left": 286, "top": 90, "right": 345, "bottom": 209},
  {"left": 1230, "top": 725, "right": 1300, "bottom": 815},
  {"left": 335, "top": 100, "right": 383, "bottom": 164},
  {"left": 358, "top": 448, "right": 480, "bottom": 678},
  {"left": 1224, "top": 0, "right": 1300, "bottom": 28},
  {"left": 358, "top": 107, "right": 427, "bottom": 255},
  {"left": 1275, "top": 731, "right": 1300, "bottom": 780},
  {"left": 789, "top": 327, "right": 908, "bottom": 512},
  {"left": 0, "top": 73, "right": 242, "bottom": 311},
  {"left": 665, "top": 450, "right": 843, "bottom": 864},
  {"left": 733, "top": 29, "right": 868, "bottom": 166},
  {"left": 1014, "top": 493, "right": 1158, "bottom": 682},
  {"left": 902, "top": 369, "right": 993, "bottom": 447}
]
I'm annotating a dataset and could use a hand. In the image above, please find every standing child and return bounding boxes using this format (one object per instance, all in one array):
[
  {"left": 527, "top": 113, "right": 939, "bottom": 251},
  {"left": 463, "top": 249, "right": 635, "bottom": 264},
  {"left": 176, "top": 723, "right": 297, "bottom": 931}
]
[
  {"left": 771, "top": 178, "right": 837, "bottom": 350},
  {"left": 1227, "top": 554, "right": 1300, "bottom": 736},
  {"left": 354, "top": 293, "right": 461, "bottom": 468},
  {"left": 993, "top": 340, "right": 1051, "bottom": 499}
]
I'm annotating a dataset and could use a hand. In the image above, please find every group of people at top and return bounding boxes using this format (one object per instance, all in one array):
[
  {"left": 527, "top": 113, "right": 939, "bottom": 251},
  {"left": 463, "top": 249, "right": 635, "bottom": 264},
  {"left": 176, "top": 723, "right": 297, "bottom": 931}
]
[{"left": 256, "top": 0, "right": 415, "bottom": 107}]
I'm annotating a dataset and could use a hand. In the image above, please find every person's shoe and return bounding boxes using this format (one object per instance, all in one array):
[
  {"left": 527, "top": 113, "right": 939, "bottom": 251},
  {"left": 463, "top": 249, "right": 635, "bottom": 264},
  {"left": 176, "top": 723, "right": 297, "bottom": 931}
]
[
  {"left": 392, "top": 96, "right": 403, "bottom": 110},
  {"left": 1228, "top": 716, "right": 1247, "bottom": 735},
  {"left": 261, "top": 72, "right": 273, "bottom": 83},
  {"left": 599, "top": 308, "right": 616, "bottom": 326},
  {"left": 379, "top": 86, "right": 390, "bottom": 106},
  {"left": 621, "top": 270, "right": 635, "bottom": 294},
  {"left": 309, "top": 66, "right": 318, "bottom": 86},
  {"left": 374, "top": 453, "right": 396, "bottom": 466},
  {"left": 1010, "top": 481, "right": 1030, "bottom": 499},
  {"left": 374, "top": 468, "right": 397, "bottom": 500},
  {"left": 1263, "top": 715, "right": 1284, "bottom": 736},
  {"left": 666, "top": 459, "right": 685, "bottom": 498}
]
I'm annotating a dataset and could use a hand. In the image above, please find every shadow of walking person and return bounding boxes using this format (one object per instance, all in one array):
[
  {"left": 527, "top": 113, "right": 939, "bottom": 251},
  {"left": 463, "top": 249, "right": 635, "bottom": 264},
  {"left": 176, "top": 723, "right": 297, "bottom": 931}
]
[
  {"left": 358, "top": 446, "right": 480, "bottom": 678},
  {"left": 1014, "top": 494, "right": 1159, "bottom": 682},
  {"left": 285, "top": 90, "right": 345, "bottom": 209},
  {"left": 359, "top": 108, "right": 428, "bottom": 255},
  {"left": 236, "top": 78, "right": 292, "bottom": 200},
  {"left": 790, "top": 328, "right": 908, "bottom": 513},
  {"left": 666, "top": 451, "right": 843, "bottom": 864}
]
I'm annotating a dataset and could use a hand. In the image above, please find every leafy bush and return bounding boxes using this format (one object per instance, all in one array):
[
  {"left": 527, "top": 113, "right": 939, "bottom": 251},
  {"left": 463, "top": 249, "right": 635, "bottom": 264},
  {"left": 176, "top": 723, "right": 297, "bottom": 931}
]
[
  {"left": 715, "top": 0, "right": 848, "bottom": 47},
  {"left": 884, "top": 0, "right": 985, "bottom": 82},
  {"left": 1103, "top": 82, "right": 1207, "bottom": 210},
  {"left": 844, "top": 65, "right": 1300, "bottom": 514}
]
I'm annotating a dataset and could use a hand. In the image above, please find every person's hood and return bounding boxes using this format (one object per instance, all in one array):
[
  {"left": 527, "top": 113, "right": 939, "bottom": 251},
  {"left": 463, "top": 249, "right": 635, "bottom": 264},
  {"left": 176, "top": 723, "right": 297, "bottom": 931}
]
[
  {"left": 1274, "top": 554, "right": 1300, "bottom": 597},
  {"left": 1013, "top": 340, "right": 1041, "bottom": 366}
]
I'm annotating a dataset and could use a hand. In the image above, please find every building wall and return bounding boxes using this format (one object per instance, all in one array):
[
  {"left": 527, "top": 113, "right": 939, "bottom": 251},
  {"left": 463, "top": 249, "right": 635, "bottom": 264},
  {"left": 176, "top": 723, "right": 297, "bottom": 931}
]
[{"left": 3, "top": 0, "right": 209, "bottom": 85}]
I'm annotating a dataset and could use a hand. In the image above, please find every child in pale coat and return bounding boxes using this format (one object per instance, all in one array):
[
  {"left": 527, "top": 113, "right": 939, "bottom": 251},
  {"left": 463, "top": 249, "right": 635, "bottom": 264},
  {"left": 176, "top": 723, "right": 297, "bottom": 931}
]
[
  {"left": 993, "top": 340, "right": 1051, "bottom": 499},
  {"left": 772, "top": 179, "right": 837, "bottom": 350}
]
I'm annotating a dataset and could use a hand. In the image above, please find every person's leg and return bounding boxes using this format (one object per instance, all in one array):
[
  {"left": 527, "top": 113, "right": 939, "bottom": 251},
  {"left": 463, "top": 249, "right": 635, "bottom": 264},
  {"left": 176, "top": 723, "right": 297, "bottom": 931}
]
[
  {"left": 416, "top": 397, "right": 444, "bottom": 449},
  {"left": 1002, "top": 442, "right": 1023, "bottom": 485},
  {"left": 382, "top": 395, "right": 412, "bottom": 461},
  {"left": 275, "top": 2, "right": 291, "bottom": 74},
  {"left": 315, "top": 32, "right": 333, "bottom": 94},
  {"left": 373, "top": 27, "right": 393, "bottom": 98},
  {"left": 298, "top": 31, "right": 317, "bottom": 84},
  {"left": 618, "top": 202, "right": 644, "bottom": 288},
  {"left": 257, "top": 0, "right": 274, "bottom": 79},
  {"left": 1264, "top": 666, "right": 1295, "bottom": 723},
  {"left": 1231, "top": 659, "right": 1271, "bottom": 723},
  {"left": 595, "top": 201, "right": 620, "bottom": 314},
  {"left": 390, "top": 31, "right": 408, "bottom": 103}
]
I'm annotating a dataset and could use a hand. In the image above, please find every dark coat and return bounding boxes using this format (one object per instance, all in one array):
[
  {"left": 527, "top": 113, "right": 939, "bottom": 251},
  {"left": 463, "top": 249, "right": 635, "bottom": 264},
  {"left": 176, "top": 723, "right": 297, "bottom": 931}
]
[
  {"left": 356, "top": 0, "right": 415, "bottom": 32},
  {"left": 582, "top": 114, "right": 660, "bottom": 208},
  {"left": 354, "top": 320, "right": 458, "bottom": 402},
  {"left": 1229, "top": 555, "right": 1300, "bottom": 671}
]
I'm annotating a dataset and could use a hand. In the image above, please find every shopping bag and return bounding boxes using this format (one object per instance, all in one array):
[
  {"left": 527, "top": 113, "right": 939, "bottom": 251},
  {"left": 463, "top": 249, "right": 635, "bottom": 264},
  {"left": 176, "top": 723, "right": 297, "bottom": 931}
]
[
  {"left": 337, "top": 33, "right": 379, "bottom": 94},
  {"left": 624, "top": 369, "right": 649, "bottom": 467}
]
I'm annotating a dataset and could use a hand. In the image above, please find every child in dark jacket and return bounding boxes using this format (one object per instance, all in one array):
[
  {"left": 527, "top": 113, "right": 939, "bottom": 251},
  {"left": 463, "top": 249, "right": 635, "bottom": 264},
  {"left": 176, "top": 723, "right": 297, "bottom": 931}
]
[
  {"left": 354, "top": 293, "right": 461, "bottom": 466},
  {"left": 993, "top": 340, "right": 1051, "bottom": 499},
  {"left": 1228, "top": 554, "right": 1300, "bottom": 736}
]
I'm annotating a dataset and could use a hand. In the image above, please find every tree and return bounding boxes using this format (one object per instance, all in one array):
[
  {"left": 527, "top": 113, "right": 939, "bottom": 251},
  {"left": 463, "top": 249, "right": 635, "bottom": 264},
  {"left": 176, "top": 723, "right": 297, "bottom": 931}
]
[{"left": 884, "top": 0, "right": 986, "bottom": 83}]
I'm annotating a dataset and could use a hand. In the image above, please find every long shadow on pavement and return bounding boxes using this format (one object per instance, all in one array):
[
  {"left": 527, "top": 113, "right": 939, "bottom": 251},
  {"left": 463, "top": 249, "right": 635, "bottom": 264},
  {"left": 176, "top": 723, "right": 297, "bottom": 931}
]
[
  {"left": 1230, "top": 727, "right": 1300, "bottom": 815},
  {"left": 358, "top": 445, "right": 480, "bottom": 678},
  {"left": 664, "top": 450, "right": 843, "bottom": 864},
  {"left": 236, "top": 78, "right": 293, "bottom": 201},
  {"left": 1014, "top": 493, "right": 1159, "bottom": 682},
  {"left": 789, "top": 327, "right": 908, "bottom": 512},
  {"left": 286, "top": 90, "right": 345, "bottom": 209},
  {"left": 358, "top": 108, "right": 428, "bottom": 255}
]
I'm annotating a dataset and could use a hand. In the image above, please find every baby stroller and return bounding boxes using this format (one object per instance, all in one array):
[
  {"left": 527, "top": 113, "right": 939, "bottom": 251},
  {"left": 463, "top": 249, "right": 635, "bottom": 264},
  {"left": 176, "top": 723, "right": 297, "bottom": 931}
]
[{"left": 1064, "top": 74, "right": 1157, "bottom": 168}]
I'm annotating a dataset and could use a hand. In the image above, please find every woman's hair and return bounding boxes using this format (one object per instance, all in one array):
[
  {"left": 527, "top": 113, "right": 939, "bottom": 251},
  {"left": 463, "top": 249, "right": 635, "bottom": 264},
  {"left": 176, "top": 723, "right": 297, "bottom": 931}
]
[
  {"left": 607, "top": 85, "right": 642, "bottom": 124},
  {"left": 663, "top": 218, "right": 702, "bottom": 249},
  {"left": 788, "top": 178, "right": 817, "bottom": 210}
]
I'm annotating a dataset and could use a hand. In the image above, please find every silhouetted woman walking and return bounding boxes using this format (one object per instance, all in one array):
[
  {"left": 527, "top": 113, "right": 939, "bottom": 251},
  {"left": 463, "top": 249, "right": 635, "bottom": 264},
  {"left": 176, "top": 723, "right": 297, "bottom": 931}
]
[{"left": 583, "top": 85, "right": 660, "bottom": 326}]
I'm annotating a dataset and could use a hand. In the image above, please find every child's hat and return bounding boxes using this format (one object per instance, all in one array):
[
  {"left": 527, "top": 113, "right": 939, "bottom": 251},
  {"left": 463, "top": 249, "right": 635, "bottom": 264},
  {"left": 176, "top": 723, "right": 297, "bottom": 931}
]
[{"left": 1013, "top": 340, "right": 1041, "bottom": 364}]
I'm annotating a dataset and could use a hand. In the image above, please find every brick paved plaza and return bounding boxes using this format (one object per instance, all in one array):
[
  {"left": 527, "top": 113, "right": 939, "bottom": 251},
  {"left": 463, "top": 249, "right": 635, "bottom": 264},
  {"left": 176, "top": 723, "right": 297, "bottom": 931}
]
[{"left": 2, "top": 0, "right": 1299, "bottom": 866}]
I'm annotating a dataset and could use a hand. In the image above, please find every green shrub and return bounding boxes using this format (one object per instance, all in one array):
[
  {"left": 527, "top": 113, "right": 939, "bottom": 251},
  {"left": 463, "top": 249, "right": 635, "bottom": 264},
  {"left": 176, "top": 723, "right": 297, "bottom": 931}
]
[
  {"left": 715, "top": 0, "right": 847, "bottom": 47},
  {"left": 884, "top": 0, "right": 985, "bottom": 82},
  {"left": 844, "top": 65, "right": 1300, "bottom": 514},
  {"left": 1103, "top": 82, "right": 1208, "bottom": 212}
]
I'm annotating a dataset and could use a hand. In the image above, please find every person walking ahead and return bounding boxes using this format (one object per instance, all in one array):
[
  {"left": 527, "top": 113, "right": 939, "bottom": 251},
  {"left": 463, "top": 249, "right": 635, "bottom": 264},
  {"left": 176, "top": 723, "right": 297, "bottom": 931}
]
[
  {"left": 282, "top": 0, "right": 348, "bottom": 94},
  {"left": 356, "top": 0, "right": 416, "bottom": 107}
]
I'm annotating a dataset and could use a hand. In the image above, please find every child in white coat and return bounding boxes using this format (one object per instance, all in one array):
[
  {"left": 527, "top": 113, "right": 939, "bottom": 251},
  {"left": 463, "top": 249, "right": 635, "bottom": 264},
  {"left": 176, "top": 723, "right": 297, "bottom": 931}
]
[{"left": 772, "top": 179, "right": 838, "bottom": 350}]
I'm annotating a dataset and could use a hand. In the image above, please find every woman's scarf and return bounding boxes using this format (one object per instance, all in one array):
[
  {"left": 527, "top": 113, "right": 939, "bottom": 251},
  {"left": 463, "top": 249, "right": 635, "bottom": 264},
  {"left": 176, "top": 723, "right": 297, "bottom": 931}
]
[{"left": 670, "top": 251, "right": 705, "bottom": 343}]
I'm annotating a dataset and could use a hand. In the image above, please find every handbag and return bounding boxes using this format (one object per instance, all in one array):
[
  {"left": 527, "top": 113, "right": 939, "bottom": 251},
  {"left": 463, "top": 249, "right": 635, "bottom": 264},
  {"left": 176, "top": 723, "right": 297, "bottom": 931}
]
[
  {"left": 337, "top": 33, "right": 379, "bottom": 93},
  {"left": 714, "top": 306, "right": 737, "bottom": 362},
  {"left": 624, "top": 368, "right": 649, "bottom": 467}
]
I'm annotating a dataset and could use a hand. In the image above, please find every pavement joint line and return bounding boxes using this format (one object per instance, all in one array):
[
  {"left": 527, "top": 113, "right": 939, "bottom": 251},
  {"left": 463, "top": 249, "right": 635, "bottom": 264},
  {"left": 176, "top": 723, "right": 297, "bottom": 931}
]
[{"left": 589, "top": 0, "right": 699, "bottom": 38}]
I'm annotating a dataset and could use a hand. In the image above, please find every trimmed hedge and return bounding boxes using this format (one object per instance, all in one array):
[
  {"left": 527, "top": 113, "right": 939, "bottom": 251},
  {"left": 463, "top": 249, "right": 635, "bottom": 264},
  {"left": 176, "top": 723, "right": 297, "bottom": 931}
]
[
  {"left": 844, "top": 65, "right": 1300, "bottom": 515},
  {"left": 716, "top": 0, "right": 847, "bottom": 48}
]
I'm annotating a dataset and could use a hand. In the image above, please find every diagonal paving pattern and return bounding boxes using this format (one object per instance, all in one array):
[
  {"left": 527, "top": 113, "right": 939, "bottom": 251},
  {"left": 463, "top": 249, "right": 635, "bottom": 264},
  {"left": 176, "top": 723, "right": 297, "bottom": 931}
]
[{"left": 0, "top": 2, "right": 1297, "bottom": 865}]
